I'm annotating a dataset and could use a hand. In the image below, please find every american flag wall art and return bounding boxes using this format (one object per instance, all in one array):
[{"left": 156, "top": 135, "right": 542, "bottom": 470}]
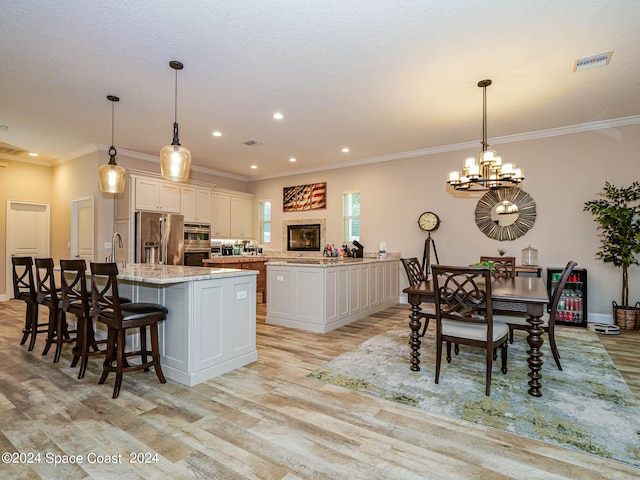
[{"left": 283, "top": 182, "right": 327, "bottom": 211}]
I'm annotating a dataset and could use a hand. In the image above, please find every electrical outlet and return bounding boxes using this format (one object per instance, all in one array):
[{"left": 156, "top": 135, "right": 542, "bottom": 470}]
[
  {"left": 236, "top": 291, "right": 247, "bottom": 299},
  {"left": 105, "top": 242, "right": 112, "bottom": 249}
]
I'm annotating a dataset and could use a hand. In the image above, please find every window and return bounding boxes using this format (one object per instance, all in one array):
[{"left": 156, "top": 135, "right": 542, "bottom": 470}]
[
  {"left": 259, "top": 200, "right": 271, "bottom": 243},
  {"left": 342, "top": 190, "right": 360, "bottom": 242}
]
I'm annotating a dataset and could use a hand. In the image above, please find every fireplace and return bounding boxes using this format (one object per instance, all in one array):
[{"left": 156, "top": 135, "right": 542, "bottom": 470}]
[{"left": 287, "top": 224, "right": 321, "bottom": 252}]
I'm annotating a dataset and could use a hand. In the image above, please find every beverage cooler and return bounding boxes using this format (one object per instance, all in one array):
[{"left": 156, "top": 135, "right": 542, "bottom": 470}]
[{"left": 547, "top": 268, "right": 587, "bottom": 327}]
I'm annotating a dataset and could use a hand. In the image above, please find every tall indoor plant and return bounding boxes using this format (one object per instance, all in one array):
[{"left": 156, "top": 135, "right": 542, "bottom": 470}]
[{"left": 584, "top": 181, "right": 640, "bottom": 327}]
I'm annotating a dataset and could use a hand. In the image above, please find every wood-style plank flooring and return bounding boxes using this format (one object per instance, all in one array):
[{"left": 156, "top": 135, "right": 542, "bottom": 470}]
[{"left": 0, "top": 300, "right": 638, "bottom": 479}]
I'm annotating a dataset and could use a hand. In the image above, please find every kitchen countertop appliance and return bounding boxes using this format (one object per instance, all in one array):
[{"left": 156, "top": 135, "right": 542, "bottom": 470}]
[{"left": 135, "top": 211, "right": 184, "bottom": 265}]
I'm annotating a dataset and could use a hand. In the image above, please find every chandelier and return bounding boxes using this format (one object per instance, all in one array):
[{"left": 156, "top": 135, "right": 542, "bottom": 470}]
[
  {"left": 160, "top": 60, "right": 191, "bottom": 182},
  {"left": 447, "top": 79, "right": 523, "bottom": 191}
]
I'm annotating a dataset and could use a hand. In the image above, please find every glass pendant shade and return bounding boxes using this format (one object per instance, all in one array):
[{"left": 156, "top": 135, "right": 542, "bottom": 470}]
[
  {"left": 99, "top": 152, "right": 126, "bottom": 193},
  {"left": 99, "top": 96, "right": 126, "bottom": 193},
  {"left": 160, "top": 138, "right": 191, "bottom": 182},
  {"left": 161, "top": 60, "right": 191, "bottom": 182}
]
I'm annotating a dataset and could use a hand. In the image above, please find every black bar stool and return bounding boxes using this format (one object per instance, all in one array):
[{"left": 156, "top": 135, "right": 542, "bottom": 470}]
[
  {"left": 11, "top": 256, "right": 47, "bottom": 351},
  {"left": 90, "top": 262, "right": 168, "bottom": 398},
  {"left": 35, "top": 258, "right": 76, "bottom": 363}
]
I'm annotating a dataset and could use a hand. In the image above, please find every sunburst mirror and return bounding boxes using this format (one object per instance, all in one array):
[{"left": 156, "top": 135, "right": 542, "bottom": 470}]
[{"left": 475, "top": 188, "right": 536, "bottom": 241}]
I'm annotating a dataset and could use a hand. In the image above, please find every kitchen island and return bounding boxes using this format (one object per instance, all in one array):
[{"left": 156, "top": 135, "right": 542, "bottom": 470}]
[
  {"left": 266, "top": 257, "right": 399, "bottom": 332},
  {"left": 203, "top": 256, "right": 267, "bottom": 303},
  {"left": 116, "top": 264, "right": 258, "bottom": 386}
]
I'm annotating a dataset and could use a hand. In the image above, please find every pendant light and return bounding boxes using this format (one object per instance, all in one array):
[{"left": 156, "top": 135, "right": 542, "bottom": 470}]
[
  {"left": 98, "top": 95, "right": 126, "bottom": 193},
  {"left": 160, "top": 60, "right": 191, "bottom": 182}
]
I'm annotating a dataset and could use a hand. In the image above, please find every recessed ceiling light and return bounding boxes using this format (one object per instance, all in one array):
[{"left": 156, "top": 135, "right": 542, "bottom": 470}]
[
  {"left": 250, "top": 165, "right": 257, "bottom": 169},
  {"left": 341, "top": 147, "right": 350, "bottom": 153},
  {"left": 273, "top": 112, "right": 284, "bottom": 120},
  {"left": 212, "top": 131, "right": 222, "bottom": 137},
  {"left": 28, "top": 152, "right": 39, "bottom": 157},
  {"left": 289, "top": 157, "right": 296, "bottom": 162}
]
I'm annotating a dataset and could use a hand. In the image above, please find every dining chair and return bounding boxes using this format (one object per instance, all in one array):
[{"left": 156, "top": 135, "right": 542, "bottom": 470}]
[
  {"left": 11, "top": 256, "right": 48, "bottom": 351},
  {"left": 90, "top": 262, "right": 168, "bottom": 398},
  {"left": 431, "top": 264, "right": 509, "bottom": 396},
  {"left": 480, "top": 256, "right": 516, "bottom": 278},
  {"left": 35, "top": 258, "right": 76, "bottom": 363},
  {"left": 494, "top": 260, "right": 577, "bottom": 371},
  {"left": 401, "top": 257, "right": 435, "bottom": 337}
]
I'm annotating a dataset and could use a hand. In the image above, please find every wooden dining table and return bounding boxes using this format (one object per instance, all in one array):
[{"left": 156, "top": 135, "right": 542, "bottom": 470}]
[{"left": 403, "top": 276, "right": 550, "bottom": 397}]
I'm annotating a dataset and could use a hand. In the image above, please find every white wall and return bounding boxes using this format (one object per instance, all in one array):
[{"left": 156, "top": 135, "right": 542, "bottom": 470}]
[{"left": 248, "top": 124, "right": 640, "bottom": 322}]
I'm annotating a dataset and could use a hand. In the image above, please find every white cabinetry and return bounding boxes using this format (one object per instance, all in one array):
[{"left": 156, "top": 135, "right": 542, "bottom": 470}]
[
  {"left": 212, "top": 192, "right": 231, "bottom": 237},
  {"left": 181, "top": 186, "right": 212, "bottom": 223},
  {"left": 135, "top": 177, "right": 180, "bottom": 212},
  {"left": 212, "top": 190, "right": 255, "bottom": 239},
  {"left": 230, "top": 195, "right": 254, "bottom": 238},
  {"left": 266, "top": 260, "right": 399, "bottom": 333}
]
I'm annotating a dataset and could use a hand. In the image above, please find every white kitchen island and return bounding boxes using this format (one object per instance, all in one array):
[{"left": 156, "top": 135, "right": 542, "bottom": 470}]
[
  {"left": 266, "top": 257, "right": 399, "bottom": 333},
  {"left": 115, "top": 264, "right": 258, "bottom": 387}
]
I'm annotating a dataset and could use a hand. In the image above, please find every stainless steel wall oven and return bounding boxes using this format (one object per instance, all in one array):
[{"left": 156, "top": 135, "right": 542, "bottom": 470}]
[{"left": 184, "top": 223, "right": 211, "bottom": 266}]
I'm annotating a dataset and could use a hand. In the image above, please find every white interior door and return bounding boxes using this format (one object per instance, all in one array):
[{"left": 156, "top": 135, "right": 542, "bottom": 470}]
[
  {"left": 5, "top": 201, "right": 50, "bottom": 300},
  {"left": 71, "top": 196, "right": 94, "bottom": 261}
]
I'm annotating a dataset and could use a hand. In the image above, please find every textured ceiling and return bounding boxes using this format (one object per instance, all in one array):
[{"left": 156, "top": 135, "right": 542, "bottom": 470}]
[{"left": 2, "top": 0, "right": 639, "bottom": 180}]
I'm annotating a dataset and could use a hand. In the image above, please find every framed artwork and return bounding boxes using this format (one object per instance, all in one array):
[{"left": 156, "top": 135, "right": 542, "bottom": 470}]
[{"left": 283, "top": 182, "right": 327, "bottom": 211}]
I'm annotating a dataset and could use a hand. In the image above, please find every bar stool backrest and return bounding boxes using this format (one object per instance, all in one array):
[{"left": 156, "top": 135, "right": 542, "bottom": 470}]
[
  {"left": 35, "top": 258, "right": 60, "bottom": 305},
  {"left": 60, "top": 259, "right": 90, "bottom": 317},
  {"left": 90, "top": 262, "right": 125, "bottom": 329},
  {"left": 11, "top": 256, "right": 36, "bottom": 302}
]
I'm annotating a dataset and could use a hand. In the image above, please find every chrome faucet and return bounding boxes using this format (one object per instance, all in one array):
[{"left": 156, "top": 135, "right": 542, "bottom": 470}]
[{"left": 111, "top": 232, "right": 123, "bottom": 263}]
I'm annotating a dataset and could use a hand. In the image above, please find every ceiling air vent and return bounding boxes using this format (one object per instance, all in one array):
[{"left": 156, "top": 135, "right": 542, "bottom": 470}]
[
  {"left": 242, "top": 139, "right": 263, "bottom": 147},
  {"left": 573, "top": 51, "right": 613, "bottom": 72}
]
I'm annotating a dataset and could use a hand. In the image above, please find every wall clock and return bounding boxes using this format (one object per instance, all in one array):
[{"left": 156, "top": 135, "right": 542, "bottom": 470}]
[
  {"left": 418, "top": 211, "right": 440, "bottom": 232},
  {"left": 475, "top": 188, "right": 536, "bottom": 241}
]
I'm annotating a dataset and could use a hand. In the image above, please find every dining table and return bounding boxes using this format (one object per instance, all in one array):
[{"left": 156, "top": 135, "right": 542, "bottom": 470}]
[{"left": 403, "top": 275, "right": 550, "bottom": 397}]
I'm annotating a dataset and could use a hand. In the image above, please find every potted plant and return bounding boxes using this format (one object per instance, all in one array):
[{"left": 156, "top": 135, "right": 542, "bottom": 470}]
[
  {"left": 473, "top": 260, "right": 496, "bottom": 274},
  {"left": 583, "top": 181, "right": 640, "bottom": 329}
]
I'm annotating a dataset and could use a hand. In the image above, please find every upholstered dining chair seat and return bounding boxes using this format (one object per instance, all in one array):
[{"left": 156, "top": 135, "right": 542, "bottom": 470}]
[{"left": 442, "top": 319, "right": 509, "bottom": 342}]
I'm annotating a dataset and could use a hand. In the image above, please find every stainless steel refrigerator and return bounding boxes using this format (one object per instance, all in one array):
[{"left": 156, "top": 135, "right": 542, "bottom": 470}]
[{"left": 135, "top": 211, "right": 184, "bottom": 265}]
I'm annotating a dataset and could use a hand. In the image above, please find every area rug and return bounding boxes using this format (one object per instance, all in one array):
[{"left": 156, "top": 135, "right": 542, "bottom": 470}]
[{"left": 309, "top": 325, "right": 640, "bottom": 467}]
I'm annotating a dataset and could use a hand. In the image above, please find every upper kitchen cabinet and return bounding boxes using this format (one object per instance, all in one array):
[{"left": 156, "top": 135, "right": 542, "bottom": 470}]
[
  {"left": 230, "top": 195, "right": 254, "bottom": 239},
  {"left": 211, "top": 189, "right": 255, "bottom": 239},
  {"left": 212, "top": 192, "right": 231, "bottom": 237},
  {"left": 135, "top": 177, "right": 180, "bottom": 212},
  {"left": 181, "top": 186, "right": 212, "bottom": 223}
]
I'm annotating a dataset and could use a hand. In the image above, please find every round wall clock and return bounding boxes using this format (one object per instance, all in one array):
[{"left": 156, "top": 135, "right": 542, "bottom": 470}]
[{"left": 418, "top": 211, "right": 440, "bottom": 232}]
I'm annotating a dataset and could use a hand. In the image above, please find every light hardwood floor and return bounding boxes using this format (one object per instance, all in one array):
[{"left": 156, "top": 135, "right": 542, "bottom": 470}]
[{"left": 0, "top": 300, "right": 638, "bottom": 479}]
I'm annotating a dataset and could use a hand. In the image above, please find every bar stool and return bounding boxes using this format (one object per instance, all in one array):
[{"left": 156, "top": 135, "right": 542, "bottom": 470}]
[
  {"left": 11, "top": 256, "right": 48, "bottom": 351},
  {"left": 90, "top": 262, "right": 168, "bottom": 398},
  {"left": 60, "top": 259, "right": 132, "bottom": 379},
  {"left": 35, "top": 258, "right": 76, "bottom": 363}
]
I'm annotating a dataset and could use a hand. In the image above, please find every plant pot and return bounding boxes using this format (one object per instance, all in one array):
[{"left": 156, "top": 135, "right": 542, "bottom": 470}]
[{"left": 612, "top": 301, "right": 640, "bottom": 330}]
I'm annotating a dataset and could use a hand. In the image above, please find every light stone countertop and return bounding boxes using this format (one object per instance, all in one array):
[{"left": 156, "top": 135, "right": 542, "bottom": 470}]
[
  {"left": 116, "top": 263, "right": 258, "bottom": 285},
  {"left": 266, "top": 256, "right": 399, "bottom": 268}
]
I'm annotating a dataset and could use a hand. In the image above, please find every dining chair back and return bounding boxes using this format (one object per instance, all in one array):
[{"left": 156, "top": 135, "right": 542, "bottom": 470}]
[
  {"left": 401, "top": 257, "right": 426, "bottom": 286},
  {"left": 431, "top": 264, "right": 509, "bottom": 396},
  {"left": 35, "top": 257, "right": 76, "bottom": 363},
  {"left": 401, "top": 257, "right": 434, "bottom": 337},
  {"left": 90, "top": 262, "right": 168, "bottom": 398},
  {"left": 11, "top": 256, "right": 47, "bottom": 351},
  {"left": 480, "top": 256, "right": 516, "bottom": 278},
  {"left": 494, "top": 260, "right": 577, "bottom": 370}
]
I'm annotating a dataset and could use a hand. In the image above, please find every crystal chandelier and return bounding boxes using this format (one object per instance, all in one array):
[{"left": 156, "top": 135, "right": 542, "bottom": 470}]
[
  {"left": 98, "top": 95, "right": 126, "bottom": 193},
  {"left": 160, "top": 60, "right": 191, "bottom": 182},
  {"left": 447, "top": 80, "right": 523, "bottom": 191}
]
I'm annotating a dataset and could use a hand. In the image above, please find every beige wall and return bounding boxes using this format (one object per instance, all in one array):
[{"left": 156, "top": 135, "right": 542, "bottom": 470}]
[
  {"left": 248, "top": 124, "right": 640, "bottom": 322},
  {"left": 1, "top": 160, "right": 53, "bottom": 297}
]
